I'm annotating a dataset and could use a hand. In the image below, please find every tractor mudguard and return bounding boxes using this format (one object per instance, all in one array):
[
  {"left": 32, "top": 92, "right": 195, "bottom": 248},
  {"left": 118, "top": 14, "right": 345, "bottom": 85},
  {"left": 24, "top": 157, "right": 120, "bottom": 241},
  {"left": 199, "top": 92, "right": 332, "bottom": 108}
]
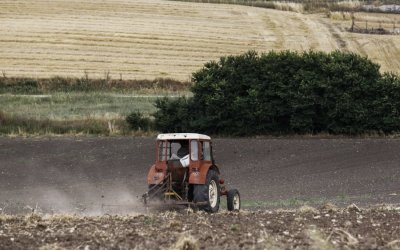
[
  {"left": 189, "top": 164, "right": 220, "bottom": 184},
  {"left": 147, "top": 164, "right": 165, "bottom": 185}
]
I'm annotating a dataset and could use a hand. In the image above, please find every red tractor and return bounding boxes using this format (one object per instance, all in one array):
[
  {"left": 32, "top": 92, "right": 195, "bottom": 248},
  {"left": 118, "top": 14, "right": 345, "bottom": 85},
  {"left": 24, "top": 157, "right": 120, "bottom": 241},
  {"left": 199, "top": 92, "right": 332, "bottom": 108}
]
[{"left": 142, "top": 133, "right": 240, "bottom": 213}]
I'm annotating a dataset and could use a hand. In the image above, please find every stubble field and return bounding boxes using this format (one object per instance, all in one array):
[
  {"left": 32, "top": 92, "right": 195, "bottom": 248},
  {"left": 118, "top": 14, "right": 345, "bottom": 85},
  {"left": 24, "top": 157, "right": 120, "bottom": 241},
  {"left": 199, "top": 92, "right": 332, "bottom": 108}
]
[{"left": 1, "top": 0, "right": 399, "bottom": 81}]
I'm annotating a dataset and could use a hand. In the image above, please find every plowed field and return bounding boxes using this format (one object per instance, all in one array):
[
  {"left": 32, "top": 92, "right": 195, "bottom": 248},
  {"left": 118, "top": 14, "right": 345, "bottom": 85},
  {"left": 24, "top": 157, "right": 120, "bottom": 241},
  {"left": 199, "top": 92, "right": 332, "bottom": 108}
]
[
  {"left": 1, "top": 137, "right": 399, "bottom": 214},
  {"left": 1, "top": 137, "right": 400, "bottom": 249}
]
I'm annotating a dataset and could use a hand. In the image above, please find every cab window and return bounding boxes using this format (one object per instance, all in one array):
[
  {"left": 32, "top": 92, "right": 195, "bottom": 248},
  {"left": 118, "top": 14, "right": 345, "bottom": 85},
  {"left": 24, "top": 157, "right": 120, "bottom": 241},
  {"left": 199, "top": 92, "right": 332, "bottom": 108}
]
[
  {"left": 190, "top": 140, "right": 198, "bottom": 161},
  {"left": 201, "top": 141, "right": 211, "bottom": 161},
  {"left": 158, "top": 141, "right": 169, "bottom": 161}
]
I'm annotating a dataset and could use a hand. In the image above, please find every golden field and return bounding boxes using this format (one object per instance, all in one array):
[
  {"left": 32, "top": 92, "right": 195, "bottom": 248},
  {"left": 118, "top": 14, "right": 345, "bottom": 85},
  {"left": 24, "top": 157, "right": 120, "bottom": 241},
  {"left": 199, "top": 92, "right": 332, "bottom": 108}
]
[{"left": 0, "top": 0, "right": 399, "bottom": 80}]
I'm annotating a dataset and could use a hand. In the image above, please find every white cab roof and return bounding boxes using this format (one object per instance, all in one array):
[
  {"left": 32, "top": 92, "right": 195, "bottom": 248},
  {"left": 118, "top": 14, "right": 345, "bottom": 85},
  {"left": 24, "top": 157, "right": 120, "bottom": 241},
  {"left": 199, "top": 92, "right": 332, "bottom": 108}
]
[{"left": 157, "top": 133, "right": 211, "bottom": 140}]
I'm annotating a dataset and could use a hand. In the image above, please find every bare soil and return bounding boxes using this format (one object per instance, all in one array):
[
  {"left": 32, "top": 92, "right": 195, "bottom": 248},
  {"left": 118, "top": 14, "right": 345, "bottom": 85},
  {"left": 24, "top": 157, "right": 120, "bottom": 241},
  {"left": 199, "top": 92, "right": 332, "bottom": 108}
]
[
  {"left": 1, "top": 137, "right": 399, "bottom": 214},
  {"left": 1, "top": 137, "right": 400, "bottom": 249},
  {"left": 1, "top": 206, "right": 400, "bottom": 250}
]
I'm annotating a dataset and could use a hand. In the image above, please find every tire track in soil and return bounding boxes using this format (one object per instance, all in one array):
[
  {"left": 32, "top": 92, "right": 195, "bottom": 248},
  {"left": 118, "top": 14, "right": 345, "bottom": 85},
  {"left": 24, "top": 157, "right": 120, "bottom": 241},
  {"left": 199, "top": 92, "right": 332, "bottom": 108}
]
[
  {"left": 320, "top": 19, "right": 348, "bottom": 51},
  {"left": 260, "top": 12, "right": 285, "bottom": 50}
]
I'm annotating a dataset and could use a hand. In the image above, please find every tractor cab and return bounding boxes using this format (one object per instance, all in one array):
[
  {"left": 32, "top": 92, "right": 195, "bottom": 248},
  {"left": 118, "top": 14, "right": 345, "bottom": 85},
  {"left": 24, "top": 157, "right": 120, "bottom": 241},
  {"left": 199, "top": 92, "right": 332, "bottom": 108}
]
[
  {"left": 156, "top": 133, "right": 213, "bottom": 171},
  {"left": 144, "top": 133, "right": 240, "bottom": 213}
]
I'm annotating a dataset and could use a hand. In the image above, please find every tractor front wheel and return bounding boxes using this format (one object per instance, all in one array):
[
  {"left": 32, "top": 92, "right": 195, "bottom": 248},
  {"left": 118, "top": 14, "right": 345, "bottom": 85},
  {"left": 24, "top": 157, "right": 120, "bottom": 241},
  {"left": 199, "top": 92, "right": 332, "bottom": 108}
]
[{"left": 193, "top": 169, "right": 220, "bottom": 213}]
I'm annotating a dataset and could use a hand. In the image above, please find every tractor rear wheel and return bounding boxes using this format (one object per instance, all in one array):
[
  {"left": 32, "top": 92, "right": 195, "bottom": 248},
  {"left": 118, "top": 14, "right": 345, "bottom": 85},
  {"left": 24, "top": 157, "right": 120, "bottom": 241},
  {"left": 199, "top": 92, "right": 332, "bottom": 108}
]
[
  {"left": 227, "top": 189, "right": 240, "bottom": 211},
  {"left": 193, "top": 169, "right": 220, "bottom": 213}
]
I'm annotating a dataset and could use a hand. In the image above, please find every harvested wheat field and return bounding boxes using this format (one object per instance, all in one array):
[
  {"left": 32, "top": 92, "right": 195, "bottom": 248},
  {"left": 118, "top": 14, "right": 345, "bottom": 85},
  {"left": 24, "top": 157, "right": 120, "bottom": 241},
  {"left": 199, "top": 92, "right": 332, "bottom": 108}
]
[{"left": 0, "top": 0, "right": 399, "bottom": 80}]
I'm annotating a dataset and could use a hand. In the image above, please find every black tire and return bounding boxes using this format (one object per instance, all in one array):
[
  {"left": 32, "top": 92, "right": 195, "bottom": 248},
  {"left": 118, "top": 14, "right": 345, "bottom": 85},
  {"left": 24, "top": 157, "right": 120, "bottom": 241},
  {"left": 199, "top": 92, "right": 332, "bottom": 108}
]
[
  {"left": 193, "top": 169, "right": 220, "bottom": 213},
  {"left": 227, "top": 189, "right": 240, "bottom": 211}
]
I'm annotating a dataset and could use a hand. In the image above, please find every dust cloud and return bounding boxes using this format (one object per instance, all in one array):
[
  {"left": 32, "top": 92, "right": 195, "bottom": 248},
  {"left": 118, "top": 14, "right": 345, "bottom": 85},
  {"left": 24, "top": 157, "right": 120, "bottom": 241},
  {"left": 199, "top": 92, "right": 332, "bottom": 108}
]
[
  {"left": 0, "top": 139, "right": 149, "bottom": 215},
  {"left": 1, "top": 183, "right": 145, "bottom": 215},
  {"left": 1, "top": 163, "right": 146, "bottom": 215}
]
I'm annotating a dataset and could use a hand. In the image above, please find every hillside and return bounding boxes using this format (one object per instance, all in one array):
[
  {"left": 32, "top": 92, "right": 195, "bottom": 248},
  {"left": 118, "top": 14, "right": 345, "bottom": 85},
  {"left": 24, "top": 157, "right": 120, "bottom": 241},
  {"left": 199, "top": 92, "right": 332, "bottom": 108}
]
[{"left": 0, "top": 0, "right": 399, "bottom": 80}]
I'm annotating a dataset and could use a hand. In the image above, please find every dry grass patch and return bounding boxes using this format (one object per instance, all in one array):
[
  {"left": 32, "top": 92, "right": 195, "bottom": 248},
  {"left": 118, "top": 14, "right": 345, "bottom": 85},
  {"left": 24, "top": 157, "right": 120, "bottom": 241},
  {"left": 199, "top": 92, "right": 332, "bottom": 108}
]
[
  {"left": 39, "top": 244, "right": 66, "bottom": 250},
  {"left": 0, "top": 214, "right": 15, "bottom": 222},
  {"left": 44, "top": 214, "right": 82, "bottom": 223},
  {"left": 299, "top": 205, "right": 319, "bottom": 214},
  {"left": 307, "top": 227, "right": 336, "bottom": 250},
  {"left": 328, "top": 11, "right": 353, "bottom": 20},
  {"left": 321, "top": 202, "right": 339, "bottom": 212},
  {"left": 335, "top": 0, "right": 362, "bottom": 10},
  {"left": 170, "top": 234, "right": 199, "bottom": 250},
  {"left": 270, "top": 1, "right": 304, "bottom": 13}
]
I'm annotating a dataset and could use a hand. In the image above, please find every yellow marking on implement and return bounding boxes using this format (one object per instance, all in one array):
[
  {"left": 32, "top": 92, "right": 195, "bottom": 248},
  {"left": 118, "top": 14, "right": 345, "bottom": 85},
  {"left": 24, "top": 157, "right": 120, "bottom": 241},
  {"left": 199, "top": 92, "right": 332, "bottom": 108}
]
[{"left": 164, "top": 191, "right": 183, "bottom": 200}]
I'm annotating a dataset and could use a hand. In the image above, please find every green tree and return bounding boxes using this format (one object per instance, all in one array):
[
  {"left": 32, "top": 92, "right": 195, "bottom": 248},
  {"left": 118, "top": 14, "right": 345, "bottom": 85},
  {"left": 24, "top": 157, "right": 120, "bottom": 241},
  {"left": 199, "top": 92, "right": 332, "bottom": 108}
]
[{"left": 154, "top": 50, "right": 400, "bottom": 135}]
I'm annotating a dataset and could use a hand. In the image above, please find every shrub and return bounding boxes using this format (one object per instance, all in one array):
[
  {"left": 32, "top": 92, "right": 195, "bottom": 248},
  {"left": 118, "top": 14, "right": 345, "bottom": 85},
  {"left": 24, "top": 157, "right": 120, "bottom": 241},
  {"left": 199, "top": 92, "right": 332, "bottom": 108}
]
[
  {"left": 154, "top": 50, "right": 400, "bottom": 135},
  {"left": 0, "top": 76, "right": 190, "bottom": 94},
  {"left": 126, "top": 111, "right": 152, "bottom": 131},
  {"left": 0, "top": 78, "right": 42, "bottom": 94},
  {"left": 0, "top": 110, "right": 6, "bottom": 126},
  {"left": 368, "top": 73, "right": 400, "bottom": 133},
  {"left": 153, "top": 97, "right": 193, "bottom": 133}
]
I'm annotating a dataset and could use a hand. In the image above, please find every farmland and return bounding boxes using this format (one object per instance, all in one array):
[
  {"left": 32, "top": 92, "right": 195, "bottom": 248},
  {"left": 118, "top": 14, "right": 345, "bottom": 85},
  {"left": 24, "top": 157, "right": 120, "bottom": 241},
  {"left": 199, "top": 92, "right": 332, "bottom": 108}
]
[
  {"left": 1, "top": 0, "right": 400, "bottom": 136},
  {"left": 1, "top": 137, "right": 400, "bottom": 249},
  {"left": 0, "top": 0, "right": 400, "bottom": 81},
  {"left": 1, "top": 1, "right": 400, "bottom": 248},
  {"left": 1, "top": 207, "right": 400, "bottom": 250},
  {"left": 1, "top": 137, "right": 399, "bottom": 214}
]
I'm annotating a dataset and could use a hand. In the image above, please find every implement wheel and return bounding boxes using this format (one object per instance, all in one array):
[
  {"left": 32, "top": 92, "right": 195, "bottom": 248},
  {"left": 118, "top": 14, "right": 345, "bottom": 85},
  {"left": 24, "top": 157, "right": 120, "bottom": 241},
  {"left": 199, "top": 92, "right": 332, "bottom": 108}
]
[{"left": 227, "top": 189, "right": 240, "bottom": 211}]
